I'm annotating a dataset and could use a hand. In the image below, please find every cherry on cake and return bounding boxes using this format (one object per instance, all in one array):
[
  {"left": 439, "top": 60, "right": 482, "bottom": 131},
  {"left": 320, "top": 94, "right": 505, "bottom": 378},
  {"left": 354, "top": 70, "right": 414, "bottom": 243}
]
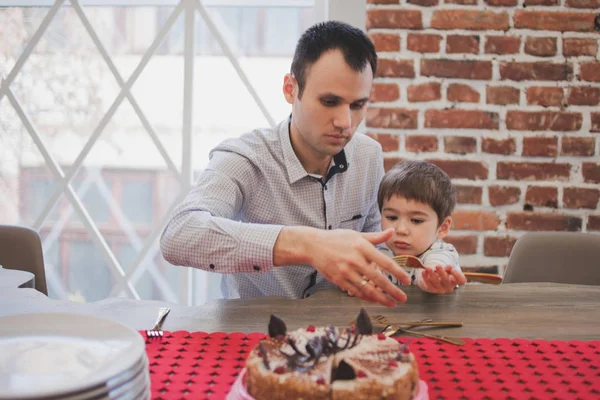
[{"left": 245, "top": 309, "right": 420, "bottom": 400}]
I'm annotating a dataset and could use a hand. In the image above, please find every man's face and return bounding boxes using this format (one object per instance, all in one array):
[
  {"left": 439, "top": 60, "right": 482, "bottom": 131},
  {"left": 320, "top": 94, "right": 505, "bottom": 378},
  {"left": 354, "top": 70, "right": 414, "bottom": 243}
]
[{"left": 284, "top": 49, "right": 373, "bottom": 159}]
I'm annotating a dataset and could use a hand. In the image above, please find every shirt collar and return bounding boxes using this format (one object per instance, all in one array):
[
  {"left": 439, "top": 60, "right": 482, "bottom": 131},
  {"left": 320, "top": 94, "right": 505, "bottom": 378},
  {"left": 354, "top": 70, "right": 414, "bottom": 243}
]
[{"left": 279, "top": 116, "right": 349, "bottom": 184}]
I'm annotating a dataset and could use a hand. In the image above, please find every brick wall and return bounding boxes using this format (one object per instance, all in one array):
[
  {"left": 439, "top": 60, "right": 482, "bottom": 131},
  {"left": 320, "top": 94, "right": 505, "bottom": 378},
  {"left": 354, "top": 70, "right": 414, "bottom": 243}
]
[{"left": 365, "top": 0, "right": 600, "bottom": 275}]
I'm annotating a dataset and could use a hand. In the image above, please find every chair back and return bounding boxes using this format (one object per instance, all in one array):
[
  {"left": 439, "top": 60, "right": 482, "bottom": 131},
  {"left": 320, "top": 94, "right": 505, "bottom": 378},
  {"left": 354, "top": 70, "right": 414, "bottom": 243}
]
[
  {"left": 504, "top": 232, "right": 600, "bottom": 285},
  {"left": 0, "top": 224, "right": 48, "bottom": 295}
]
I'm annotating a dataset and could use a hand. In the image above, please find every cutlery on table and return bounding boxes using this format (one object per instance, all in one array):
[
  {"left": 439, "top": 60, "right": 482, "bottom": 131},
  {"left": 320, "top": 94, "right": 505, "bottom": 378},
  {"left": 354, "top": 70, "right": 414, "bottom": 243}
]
[
  {"left": 146, "top": 307, "right": 170, "bottom": 338},
  {"left": 373, "top": 315, "right": 466, "bottom": 346}
]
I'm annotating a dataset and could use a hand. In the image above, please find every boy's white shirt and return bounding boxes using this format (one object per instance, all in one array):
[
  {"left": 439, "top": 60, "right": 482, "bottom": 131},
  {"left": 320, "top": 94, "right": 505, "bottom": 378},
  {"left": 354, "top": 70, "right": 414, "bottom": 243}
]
[{"left": 379, "top": 240, "right": 461, "bottom": 286}]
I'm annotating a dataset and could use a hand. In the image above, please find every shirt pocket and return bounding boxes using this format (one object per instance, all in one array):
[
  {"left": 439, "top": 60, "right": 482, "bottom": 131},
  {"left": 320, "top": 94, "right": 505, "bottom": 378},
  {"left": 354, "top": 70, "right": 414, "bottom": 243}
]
[{"left": 339, "top": 213, "right": 367, "bottom": 231}]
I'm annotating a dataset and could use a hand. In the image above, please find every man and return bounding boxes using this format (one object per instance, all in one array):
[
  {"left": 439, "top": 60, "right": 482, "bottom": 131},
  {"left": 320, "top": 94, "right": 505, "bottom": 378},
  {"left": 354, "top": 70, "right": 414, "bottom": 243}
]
[{"left": 160, "top": 21, "right": 411, "bottom": 307}]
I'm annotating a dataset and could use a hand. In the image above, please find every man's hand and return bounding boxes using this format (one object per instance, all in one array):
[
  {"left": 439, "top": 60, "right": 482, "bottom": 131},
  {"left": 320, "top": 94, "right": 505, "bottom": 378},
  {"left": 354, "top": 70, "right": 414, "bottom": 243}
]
[
  {"left": 418, "top": 265, "right": 467, "bottom": 294},
  {"left": 274, "top": 227, "right": 411, "bottom": 307}
]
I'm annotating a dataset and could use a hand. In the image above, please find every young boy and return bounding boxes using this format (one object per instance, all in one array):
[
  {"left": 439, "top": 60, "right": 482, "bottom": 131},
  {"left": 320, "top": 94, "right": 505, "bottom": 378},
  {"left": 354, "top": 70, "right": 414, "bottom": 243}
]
[{"left": 377, "top": 160, "right": 467, "bottom": 294}]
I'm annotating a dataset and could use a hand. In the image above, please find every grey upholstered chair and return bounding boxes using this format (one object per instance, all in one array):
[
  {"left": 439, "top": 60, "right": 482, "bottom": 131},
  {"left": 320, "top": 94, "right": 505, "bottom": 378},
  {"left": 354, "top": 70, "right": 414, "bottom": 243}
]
[
  {"left": 0, "top": 224, "right": 48, "bottom": 295},
  {"left": 503, "top": 232, "right": 600, "bottom": 286}
]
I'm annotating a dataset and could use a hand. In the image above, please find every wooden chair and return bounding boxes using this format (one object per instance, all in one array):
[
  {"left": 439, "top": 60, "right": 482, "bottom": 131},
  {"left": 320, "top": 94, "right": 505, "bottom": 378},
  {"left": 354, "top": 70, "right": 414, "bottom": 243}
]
[
  {"left": 0, "top": 224, "right": 48, "bottom": 295},
  {"left": 503, "top": 232, "right": 600, "bottom": 286}
]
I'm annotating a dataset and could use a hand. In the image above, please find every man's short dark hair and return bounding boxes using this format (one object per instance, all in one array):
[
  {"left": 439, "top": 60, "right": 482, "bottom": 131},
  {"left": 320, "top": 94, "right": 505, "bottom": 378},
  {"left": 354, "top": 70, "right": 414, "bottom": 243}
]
[
  {"left": 291, "top": 20, "right": 377, "bottom": 98},
  {"left": 377, "top": 160, "right": 456, "bottom": 225}
]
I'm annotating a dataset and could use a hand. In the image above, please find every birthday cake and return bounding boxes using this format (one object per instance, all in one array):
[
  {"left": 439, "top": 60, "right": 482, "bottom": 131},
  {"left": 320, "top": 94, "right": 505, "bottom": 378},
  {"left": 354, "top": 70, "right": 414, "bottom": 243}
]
[{"left": 245, "top": 309, "right": 419, "bottom": 400}]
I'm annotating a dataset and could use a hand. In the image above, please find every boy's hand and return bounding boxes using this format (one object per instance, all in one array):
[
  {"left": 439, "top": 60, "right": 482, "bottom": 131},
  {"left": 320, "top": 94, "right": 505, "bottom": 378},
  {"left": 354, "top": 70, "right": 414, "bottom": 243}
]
[{"left": 418, "top": 265, "right": 467, "bottom": 294}]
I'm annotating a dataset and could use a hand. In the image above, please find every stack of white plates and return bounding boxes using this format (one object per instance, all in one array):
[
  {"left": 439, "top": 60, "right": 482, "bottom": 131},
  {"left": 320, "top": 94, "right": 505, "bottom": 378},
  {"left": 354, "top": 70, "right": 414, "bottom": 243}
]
[{"left": 0, "top": 313, "right": 150, "bottom": 400}]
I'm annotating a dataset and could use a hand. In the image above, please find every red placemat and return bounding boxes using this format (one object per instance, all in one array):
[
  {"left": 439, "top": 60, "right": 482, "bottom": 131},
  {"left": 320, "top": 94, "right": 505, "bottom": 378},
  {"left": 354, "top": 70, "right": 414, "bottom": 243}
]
[{"left": 143, "top": 332, "right": 600, "bottom": 400}]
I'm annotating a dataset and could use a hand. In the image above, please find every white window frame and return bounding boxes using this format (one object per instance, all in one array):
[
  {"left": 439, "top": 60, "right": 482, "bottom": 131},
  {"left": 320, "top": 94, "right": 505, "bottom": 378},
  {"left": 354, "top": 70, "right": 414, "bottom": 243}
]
[{"left": 1, "top": 0, "right": 370, "bottom": 305}]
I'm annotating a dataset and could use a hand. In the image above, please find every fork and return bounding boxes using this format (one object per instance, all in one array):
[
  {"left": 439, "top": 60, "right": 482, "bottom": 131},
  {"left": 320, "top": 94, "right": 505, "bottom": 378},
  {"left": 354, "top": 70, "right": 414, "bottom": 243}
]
[
  {"left": 146, "top": 307, "right": 171, "bottom": 338},
  {"left": 371, "top": 314, "right": 463, "bottom": 329},
  {"left": 381, "top": 324, "right": 466, "bottom": 346},
  {"left": 392, "top": 255, "right": 503, "bottom": 285}
]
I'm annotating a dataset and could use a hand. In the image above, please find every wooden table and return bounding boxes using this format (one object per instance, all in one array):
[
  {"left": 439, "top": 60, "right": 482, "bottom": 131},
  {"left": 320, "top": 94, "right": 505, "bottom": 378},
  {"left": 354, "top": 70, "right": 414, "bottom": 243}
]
[
  {"left": 182, "top": 284, "right": 600, "bottom": 340},
  {"left": 1, "top": 264, "right": 599, "bottom": 340}
]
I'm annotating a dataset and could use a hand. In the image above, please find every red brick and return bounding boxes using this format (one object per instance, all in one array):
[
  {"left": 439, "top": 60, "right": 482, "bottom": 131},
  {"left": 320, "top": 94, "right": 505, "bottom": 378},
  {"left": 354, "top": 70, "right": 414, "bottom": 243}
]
[
  {"left": 514, "top": 11, "right": 597, "bottom": 32},
  {"left": 525, "top": 186, "right": 558, "bottom": 208},
  {"left": 367, "top": 9, "right": 423, "bottom": 29},
  {"left": 485, "top": 36, "right": 521, "bottom": 54},
  {"left": 486, "top": 86, "right": 520, "bottom": 105},
  {"left": 497, "top": 162, "right": 571, "bottom": 181},
  {"left": 367, "top": 0, "right": 399, "bottom": 3},
  {"left": 522, "top": 137, "right": 558, "bottom": 157},
  {"left": 447, "top": 84, "right": 480, "bottom": 103},
  {"left": 580, "top": 62, "right": 600, "bottom": 82},
  {"left": 407, "top": 82, "right": 441, "bottom": 102},
  {"left": 445, "top": 235, "right": 478, "bottom": 254},
  {"left": 482, "top": 138, "right": 516, "bottom": 155},
  {"left": 484, "top": 237, "right": 517, "bottom": 257},
  {"left": 588, "top": 216, "right": 600, "bottom": 231},
  {"left": 489, "top": 186, "right": 521, "bottom": 206},
  {"left": 564, "top": 187, "right": 600, "bottom": 209},
  {"left": 455, "top": 185, "right": 483, "bottom": 204},
  {"left": 582, "top": 163, "right": 600, "bottom": 183},
  {"left": 500, "top": 62, "right": 573, "bottom": 81},
  {"left": 407, "top": 34, "right": 441, "bottom": 53},
  {"left": 563, "top": 38, "right": 598, "bottom": 56},
  {"left": 526, "top": 87, "right": 564, "bottom": 107},
  {"left": 444, "top": 136, "right": 477, "bottom": 154},
  {"left": 445, "top": 0, "right": 477, "bottom": 4},
  {"left": 366, "top": 133, "right": 400, "bottom": 152},
  {"left": 368, "top": 33, "right": 401, "bottom": 52},
  {"left": 561, "top": 137, "right": 595, "bottom": 156},
  {"left": 425, "top": 110, "right": 499, "bottom": 130},
  {"left": 566, "top": 0, "right": 600, "bottom": 7},
  {"left": 452, "top": 210, "right": 500, "bottom": 231},
  {"left": 376, "top": 59, "right": 415, "bottom": 78},
  {"left": 426, "top": 159, "right": 488, "bottom": 180},
  {"left": 485, "top": 0, "right": 518, "bottom": 5},
  {"left": 370, "top": 83, "right": 400, "bottom": 103},
  {"left": 507, "top": 212, "right": 582, "bottom": 231},
  {"left": 567, "top": 87, "right": 600, "bottom": 106},
  {"left": 367, "top": 108, "right": 418, "bottom": 129},
  {"left": 405, "top": 135, "right": 438, "bottom": 152},
  {"left": 446, "top": 35, "right": 480, "bottom": 54},
  {"left": 506, "top": 111, "right": 582, "bottom": 131},
  {"left": 524, "top": 37, "right": 557, "bottom": 57},
  {"left": 431, "top": 10, "right": 509, "bottom": 31},
  {"left": 369, "top": 83, "right": 400, "bottom": 103},
  {"left": 421, "top": 60, "right": 491, "bottom": 80},
  {"left": 525, "top": 0, "right": 559, "bottom": 4},
  {"left": 384, "top": 157, "right": 404, "bottom": 172},
  {"left": 591, "top": 113, "right": 600, "bottom": 133}
]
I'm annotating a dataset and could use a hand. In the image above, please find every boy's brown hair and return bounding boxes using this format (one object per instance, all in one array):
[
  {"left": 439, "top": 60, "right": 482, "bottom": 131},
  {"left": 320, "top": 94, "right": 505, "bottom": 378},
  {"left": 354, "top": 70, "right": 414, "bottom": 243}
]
[{"left": 377, "top": 160, "right": 456, "bottom": 225}]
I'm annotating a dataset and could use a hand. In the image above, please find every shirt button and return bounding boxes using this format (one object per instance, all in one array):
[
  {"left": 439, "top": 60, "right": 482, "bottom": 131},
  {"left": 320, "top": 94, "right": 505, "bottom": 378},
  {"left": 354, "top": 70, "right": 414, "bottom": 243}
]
[
  {"left": 324, "top": 185, "right": 328, "bottom": 190},
  {"left": 304, "top": 293, "right": 311, "bottom": 298},
  {"left": 328, "top": 225, "right": 332, "bottom": 230},
  {"left": 253, "top": 265, "right": 261, "bottom": 271},
  {"left": 210, "top": 264, "right": 215, "bottom": 270}
]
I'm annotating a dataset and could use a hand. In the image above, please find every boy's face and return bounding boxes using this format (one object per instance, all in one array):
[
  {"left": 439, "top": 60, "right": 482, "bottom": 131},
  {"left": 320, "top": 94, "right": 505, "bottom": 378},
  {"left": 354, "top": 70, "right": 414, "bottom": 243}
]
[
  {"left": 283, "top": 49, "right": 373, "bottom": 159},
  {"left": 381, "top": 195, "right": 452, "bottom": 257}
]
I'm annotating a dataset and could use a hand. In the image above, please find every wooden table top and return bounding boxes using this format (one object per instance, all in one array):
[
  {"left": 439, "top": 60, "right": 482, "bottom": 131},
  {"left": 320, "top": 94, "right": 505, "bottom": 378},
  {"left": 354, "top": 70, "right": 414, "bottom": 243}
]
[
  {"left": 185, "top": 284, "right": 600, "bottom": 340},
  {"left": 2, "top": 263, "right": 599, "bottom": 340}
]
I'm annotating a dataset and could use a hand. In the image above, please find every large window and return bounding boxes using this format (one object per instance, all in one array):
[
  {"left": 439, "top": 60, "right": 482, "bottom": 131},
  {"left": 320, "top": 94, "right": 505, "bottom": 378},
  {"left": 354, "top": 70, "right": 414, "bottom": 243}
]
[{"left": 0, "top": 0, "right": 325, "bottom": 304}]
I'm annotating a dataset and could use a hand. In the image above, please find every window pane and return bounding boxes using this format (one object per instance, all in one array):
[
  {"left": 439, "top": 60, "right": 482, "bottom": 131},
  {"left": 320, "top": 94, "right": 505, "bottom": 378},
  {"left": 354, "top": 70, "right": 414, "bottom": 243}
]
[
  {"left": 121, "top": 179, "right": 154, "bottom": 225},
  {"left": 68, "top": 240, "right": 112, "bottom": 302},
  {"left": 118, "top": 243, "right": 156, "bottom": 299},
  {"left": 25, "top": 177, "right": 60, "bottom": 222}
]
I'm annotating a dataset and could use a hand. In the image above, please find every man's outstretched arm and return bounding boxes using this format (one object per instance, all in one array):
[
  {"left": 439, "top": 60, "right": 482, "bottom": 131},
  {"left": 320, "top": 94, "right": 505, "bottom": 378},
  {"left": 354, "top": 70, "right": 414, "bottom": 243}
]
[{"left": 274, "top": 227, "right": 411, "bottom": 307}]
